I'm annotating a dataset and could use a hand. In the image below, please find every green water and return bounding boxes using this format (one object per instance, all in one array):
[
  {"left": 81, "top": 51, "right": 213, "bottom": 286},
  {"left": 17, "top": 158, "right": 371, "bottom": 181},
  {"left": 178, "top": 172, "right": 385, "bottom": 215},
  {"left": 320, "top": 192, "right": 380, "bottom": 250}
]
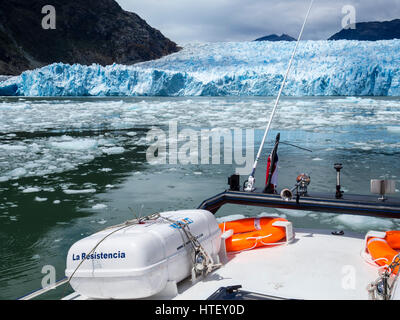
[{"left": 1, "top": 96, "right": 400, "bottom": 300}]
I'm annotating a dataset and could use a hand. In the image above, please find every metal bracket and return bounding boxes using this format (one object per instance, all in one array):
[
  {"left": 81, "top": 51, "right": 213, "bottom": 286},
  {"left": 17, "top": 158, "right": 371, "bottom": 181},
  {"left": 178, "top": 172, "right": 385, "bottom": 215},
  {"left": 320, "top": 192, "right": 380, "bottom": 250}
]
[
  {"left": 218, "top": 229, "right": 234, "bottom": 264},
  {"left": 272, "top": 220, "right": 295, "bottom": 244}
]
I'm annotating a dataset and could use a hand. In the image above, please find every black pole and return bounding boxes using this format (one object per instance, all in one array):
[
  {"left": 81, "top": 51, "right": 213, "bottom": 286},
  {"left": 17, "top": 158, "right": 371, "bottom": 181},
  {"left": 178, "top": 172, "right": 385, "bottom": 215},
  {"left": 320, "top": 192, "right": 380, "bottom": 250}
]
[
  {"left": 264, "top": 133, "right": 280, "bottom": 194},
  {"left": 334, "top": 163, "right": 343, "bottom": 199}
]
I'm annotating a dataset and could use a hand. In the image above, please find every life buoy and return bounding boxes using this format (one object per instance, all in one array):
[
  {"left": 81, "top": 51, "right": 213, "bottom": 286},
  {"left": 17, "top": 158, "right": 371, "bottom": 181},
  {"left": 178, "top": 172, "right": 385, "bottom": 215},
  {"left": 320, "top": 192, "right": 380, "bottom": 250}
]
[
  {"left": 367, "top": 231, "right": 400, "bottom": 274},
  {"left": 219, "top": 217, "right": 288, "bottom": 252}
]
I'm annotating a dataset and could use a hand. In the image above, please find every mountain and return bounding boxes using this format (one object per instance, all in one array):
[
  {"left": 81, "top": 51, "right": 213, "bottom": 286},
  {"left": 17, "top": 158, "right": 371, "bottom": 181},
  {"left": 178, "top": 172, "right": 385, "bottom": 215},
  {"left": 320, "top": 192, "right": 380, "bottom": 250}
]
[
  {"left": 329, "top": 19, "right": 400, "bottom": 41},
  {"left": 254, "top": 34, "right": 296, "bottom": 42},
  {"left": 0, "top": 0, "right": 179, "bottom": 75},
  {"left": 0, "top": 76, "right": 11, "bottom": 82}
]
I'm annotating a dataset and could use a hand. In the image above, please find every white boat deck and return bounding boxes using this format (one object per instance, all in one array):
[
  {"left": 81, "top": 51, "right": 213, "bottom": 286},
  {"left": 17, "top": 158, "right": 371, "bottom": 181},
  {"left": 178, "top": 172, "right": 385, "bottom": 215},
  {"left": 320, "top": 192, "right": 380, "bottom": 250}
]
[{"left": 64, "top": 228, "right": 381, "bottom": 300}]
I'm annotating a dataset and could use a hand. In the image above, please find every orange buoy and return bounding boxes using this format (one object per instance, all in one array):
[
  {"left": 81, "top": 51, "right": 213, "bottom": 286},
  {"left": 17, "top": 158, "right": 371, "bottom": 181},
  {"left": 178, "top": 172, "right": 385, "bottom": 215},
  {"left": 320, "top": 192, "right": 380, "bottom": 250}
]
[
  {"left": 367, "top": 231, "right": 400, "bottom": 274},
  {"left": 219, "top": 217, "right": 288, "bottom": 252}
]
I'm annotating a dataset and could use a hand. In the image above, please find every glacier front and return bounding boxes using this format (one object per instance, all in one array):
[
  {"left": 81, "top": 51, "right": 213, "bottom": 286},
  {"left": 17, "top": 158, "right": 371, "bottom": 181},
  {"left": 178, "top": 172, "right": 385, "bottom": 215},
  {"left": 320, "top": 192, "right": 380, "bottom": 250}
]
[{"left": 1, "top": 40, "right": 400, "bottom": 96}]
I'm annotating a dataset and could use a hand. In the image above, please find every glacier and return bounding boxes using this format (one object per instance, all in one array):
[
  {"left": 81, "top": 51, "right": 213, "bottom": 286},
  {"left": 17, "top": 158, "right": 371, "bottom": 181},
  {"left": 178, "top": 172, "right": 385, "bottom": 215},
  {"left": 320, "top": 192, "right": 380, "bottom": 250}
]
[{"left": 1, "top": 40, "right": 400, "bottom": 96}]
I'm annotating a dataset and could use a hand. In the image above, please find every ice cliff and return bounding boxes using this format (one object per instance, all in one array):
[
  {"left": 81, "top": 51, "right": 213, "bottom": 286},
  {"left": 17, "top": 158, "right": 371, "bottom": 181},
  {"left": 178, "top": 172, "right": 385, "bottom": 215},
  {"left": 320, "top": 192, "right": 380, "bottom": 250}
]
[{"left": 1, "top": 40, "right": 400, "bottom": 96}]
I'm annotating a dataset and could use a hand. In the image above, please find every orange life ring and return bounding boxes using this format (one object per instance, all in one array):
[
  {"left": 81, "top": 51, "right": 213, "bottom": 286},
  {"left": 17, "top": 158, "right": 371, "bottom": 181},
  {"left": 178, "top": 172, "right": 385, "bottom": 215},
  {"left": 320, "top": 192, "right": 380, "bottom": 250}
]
[
  {"left": 367, "top": 231, "right": 400, "bottom": 274},
  {"left": 219, "top": 217, "right": 288, "bottom": 252}
]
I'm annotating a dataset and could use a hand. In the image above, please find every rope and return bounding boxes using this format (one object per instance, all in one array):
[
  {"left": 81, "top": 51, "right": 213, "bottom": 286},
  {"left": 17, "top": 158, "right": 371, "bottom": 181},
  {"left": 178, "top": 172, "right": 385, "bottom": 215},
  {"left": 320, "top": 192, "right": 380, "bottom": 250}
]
[
  {"left": 227, "top": 233, "right": 288, "bottom": 254},
  {"left": 366, "top": 252, "right": 400, "bottom": 300},
  {"left": 160, "top": 215, "right": 221, "bottom": 279},
  {"left": 360, "top": 249, "right": 389, "bottom": 269}
]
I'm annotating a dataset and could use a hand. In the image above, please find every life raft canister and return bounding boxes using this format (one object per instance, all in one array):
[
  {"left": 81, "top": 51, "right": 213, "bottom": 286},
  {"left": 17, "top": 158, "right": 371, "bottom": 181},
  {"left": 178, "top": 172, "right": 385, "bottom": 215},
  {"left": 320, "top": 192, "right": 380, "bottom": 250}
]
[
  {"left": 367, "top": 231, "right": 400, "bottom": 274},
  {"left": 219, "top": 217, "right": 288, "bottom": 252}
]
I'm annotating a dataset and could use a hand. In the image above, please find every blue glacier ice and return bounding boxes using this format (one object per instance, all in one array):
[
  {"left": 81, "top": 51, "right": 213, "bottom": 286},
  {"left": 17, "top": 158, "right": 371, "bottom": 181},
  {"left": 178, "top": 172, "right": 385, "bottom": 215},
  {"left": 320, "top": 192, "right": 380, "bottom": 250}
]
[{"left": 1, "top": 40, "right": 400, "bottom": 96}]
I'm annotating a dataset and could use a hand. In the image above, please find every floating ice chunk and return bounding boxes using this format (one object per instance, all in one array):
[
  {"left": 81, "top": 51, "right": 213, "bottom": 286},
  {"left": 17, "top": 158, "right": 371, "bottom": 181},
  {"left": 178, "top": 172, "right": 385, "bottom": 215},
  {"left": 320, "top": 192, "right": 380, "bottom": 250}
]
[
  {"left": 31, "top": 143, "right": 40, "bottom": 153},
  {"left": 101, "top": 146, "right": 125, "bottom": 155},
  {"left": 8, "top": 168, "right": 27, "bottom": 177},
  {"left": 333, "top": 214, "right": 395, "bottom": 231},
  {"left": 83, "top": 182, "right": 96, "bottom": 188},
  {"left": 0, "top": 135, "right": 112, "bottom": 182},
  {"left": 100, "top": 168, "right": 112, "bottom": 172},
  {"left": 63, "top": 189, "right": 96, "bottom": 194},
  {"left": 0, "top": 144, "right": 27, "bottom": 151},
  {"left": 50, "top": 139, "right": 98, "bottom": 151},
  {"left": 22, "top": 187, "right": 41, "bottom": 193},
  {"left": 276, "top": 208, "right": 309, "bottom": 218},
  {"left": 92, "top": 204, "right": 107, "bottom": 210},
  {"left": 34, "top": 196, "right": 47, "bottom": 202},
  {"left": 53, "top": 200, "right": 61, "bottom": 204},
  {"left": 387, "top": 126, "right": 400, "bottom": 133},
  {"left": 258, "top": 211, "right": 287, "bottom": 219}
]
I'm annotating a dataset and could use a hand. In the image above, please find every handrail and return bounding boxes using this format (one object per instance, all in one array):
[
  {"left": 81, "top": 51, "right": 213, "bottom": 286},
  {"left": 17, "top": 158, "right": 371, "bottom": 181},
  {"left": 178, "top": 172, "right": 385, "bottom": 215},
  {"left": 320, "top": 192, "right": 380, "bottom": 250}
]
[
  {"left": 18, "top": 277, "right": 69, "bottom": 300},
  {"left": 198, "top": 190, "right": 400, "bottom": 218}
]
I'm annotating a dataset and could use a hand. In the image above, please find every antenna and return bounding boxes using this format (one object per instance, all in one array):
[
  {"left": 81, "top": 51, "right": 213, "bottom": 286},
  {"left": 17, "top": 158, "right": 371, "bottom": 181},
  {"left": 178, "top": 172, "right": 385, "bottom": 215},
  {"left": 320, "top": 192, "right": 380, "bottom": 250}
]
[
  {"left": 244, "top": 0, "right": 314, "bottom": 191},
  {"left": 280, "top": 141, "right": 313, "bottom": 153}
]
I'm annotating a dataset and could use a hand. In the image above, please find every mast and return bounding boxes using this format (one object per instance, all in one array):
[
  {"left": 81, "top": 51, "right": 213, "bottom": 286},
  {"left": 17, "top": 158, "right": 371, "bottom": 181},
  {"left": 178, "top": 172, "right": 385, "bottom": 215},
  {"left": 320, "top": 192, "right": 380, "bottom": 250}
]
[{"left": 244, "top": 0, "right": 314, "bottom": 192}]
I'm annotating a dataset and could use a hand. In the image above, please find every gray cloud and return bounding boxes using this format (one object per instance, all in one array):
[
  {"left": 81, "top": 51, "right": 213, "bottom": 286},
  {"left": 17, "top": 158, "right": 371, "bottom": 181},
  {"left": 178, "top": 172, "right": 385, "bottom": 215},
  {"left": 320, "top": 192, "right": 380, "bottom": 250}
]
[{"left": 117, "top": 0, "right": 400, "bottom": 44}]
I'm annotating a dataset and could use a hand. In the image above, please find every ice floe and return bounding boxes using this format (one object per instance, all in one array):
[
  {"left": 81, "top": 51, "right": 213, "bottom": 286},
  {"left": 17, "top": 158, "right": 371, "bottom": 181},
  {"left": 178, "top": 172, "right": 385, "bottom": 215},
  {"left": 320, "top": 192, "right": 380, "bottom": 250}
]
[
  {"left": 92, "top": 204, "right": 107, "bottom": 210},
  {"left": 63, "top": 189, "right": 96, "bottom": 195}
]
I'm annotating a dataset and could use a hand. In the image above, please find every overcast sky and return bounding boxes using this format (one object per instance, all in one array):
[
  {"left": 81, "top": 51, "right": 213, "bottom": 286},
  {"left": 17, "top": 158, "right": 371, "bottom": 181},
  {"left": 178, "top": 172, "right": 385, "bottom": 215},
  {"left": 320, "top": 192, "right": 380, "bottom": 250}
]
[{"left": 116, "top": 0, "right": 400, "bottom": 44}]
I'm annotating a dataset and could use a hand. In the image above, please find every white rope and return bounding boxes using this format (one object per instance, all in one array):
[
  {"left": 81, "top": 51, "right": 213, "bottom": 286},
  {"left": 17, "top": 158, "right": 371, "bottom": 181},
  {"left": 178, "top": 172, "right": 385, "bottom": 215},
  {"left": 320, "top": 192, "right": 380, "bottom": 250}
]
[
  {"left": 245, "top": 234, "right": 272, "bottom": 241},
  {"left": 160, "top": 215, "right": 221, "bottom": 278},
  {"left": 260, "top": 239, "right": 290, "bottom": 246},
  {"left": 228, "top": 239, "right": 260, "bottom": 254},
  {"left": 245, "top": 0, "right": 314, "bottom": 191},
  {"left": 362, "top": 238, "right": 398, "bottom": 271},
  {"left": 360, "top": 249, "right": 389, "bottom": 270},
  {"left": 228, "top": 233, "right": 287, "bottom": 253}
]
